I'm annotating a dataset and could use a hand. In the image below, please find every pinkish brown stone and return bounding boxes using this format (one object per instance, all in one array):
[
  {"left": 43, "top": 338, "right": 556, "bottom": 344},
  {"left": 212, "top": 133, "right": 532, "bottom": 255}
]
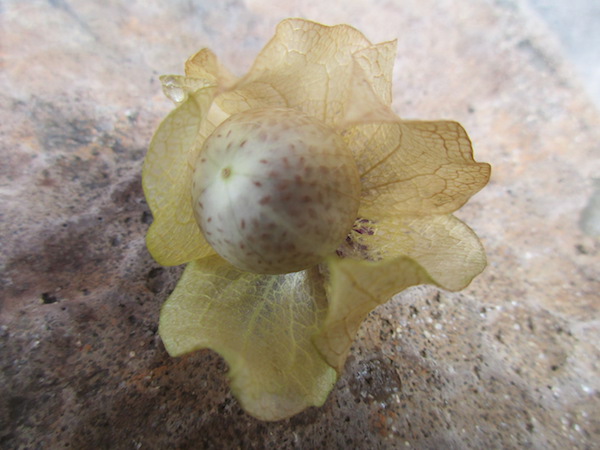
[{"left": 1, "top": 0, "right": 598, "bottom": 448}]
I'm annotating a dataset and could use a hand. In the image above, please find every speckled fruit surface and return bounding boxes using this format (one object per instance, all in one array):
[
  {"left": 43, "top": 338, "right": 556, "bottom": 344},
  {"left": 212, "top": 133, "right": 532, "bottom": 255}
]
[
  {"left": 1, "top": 0, "right": 598, "bottom": 448},
  {"left": 192, "top": 108, "right": 360, "bottom": 274}
]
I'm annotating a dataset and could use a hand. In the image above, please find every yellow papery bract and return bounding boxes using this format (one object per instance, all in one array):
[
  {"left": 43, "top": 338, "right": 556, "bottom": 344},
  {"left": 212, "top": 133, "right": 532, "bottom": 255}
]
[
  {"left": 317, "top": 256, "right": 434, "bottom": 371},
  {"left": 366, "top": 214, "right": 487, "bottom": 290},
  {"left": 215, "top": 83, "right": 287, "bottom": 116},
  {"left": 145, "top": 18, "right": 492, "bottom": 422},
  {"left": 159, "top": 75, "right": 215, "bottom": 106},
  {"left": 317, "top": 214, "right": 486, "bottom": 371},
  {"left": 159, "top": 256, "right": 337, "bottom": 421},
  {"left": 352, "top": 40, "right": 397, "bottom": 105},
  {"left": 185, "top": 48, "right": 238, "bottom": 91},
  {"left": 348, "top": 120, "right": 491, "bottom": 217},
  {"left": 234, "top": 18, "right": 394, "bottom": 127},
  {"left": 143, "top": 88, "right": 218, "bottom": 266}
]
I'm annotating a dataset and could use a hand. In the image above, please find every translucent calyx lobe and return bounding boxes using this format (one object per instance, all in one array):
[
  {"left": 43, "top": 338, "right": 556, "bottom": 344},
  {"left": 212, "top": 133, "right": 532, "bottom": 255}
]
[{"left": 191, "top": 108, "right": 361, "bottom": 274}]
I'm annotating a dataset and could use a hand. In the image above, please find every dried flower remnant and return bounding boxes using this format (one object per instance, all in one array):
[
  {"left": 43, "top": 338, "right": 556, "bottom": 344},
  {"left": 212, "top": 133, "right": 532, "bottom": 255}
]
[
  {"left": 336, "top": 218, "right": 378, "bottom": 260},
  {"left": 142, "top": 18, "right": 490, "bottom": 421}
]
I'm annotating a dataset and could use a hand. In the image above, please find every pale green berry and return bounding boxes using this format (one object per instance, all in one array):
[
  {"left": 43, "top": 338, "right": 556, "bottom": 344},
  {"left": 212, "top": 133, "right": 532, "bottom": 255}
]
[{"left": 191, "top": 107, "right": 361, "bottom": 274}]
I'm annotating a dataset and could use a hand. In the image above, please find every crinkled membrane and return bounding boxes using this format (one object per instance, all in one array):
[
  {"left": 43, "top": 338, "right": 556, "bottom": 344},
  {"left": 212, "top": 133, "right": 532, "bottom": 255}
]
[{"left": 144, "top": 18, "right": 491, "bottom": 421}]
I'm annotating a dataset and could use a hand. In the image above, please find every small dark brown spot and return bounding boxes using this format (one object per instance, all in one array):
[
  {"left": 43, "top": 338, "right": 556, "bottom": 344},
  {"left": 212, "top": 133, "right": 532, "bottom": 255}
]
[
  {"left": 240, "top": 140, "right": 247, "bottom": 148},
  {"left": 41, "top": 292, "right": 58, "bottom": 304},
  {"left": 240, "top": 219, "right": 246, "bottom": 229},
  {"left": 259, "top": 196, "right": 271, "bottom": 205},
  {"left": 260, "top": 159, "right": 268, "bottom": 164},
  {"left": 222, "top": 167, "right": 232, "bottom": 179},
  {"left": 207, "top": 217, "right": 212, "bottom": 223},
  {"left": 253, "top": 181, "right": 262, "bottom": 187}
]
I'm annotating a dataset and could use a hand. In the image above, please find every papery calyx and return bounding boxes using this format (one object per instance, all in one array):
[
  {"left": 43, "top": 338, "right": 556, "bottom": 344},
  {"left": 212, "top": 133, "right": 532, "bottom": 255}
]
[{"left": 191, "top": 108, "right": 361, "bottom": 274}]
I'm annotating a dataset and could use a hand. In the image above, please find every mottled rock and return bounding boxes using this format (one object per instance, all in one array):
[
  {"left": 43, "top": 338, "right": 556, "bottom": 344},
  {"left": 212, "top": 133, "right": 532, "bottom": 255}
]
[{"left": 1, "top": 0, "right": 598, "bottom": 448}]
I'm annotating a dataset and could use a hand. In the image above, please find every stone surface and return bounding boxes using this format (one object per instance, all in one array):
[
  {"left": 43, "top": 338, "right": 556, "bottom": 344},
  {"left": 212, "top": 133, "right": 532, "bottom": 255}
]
[
  {"left": 1, "top": 0, "right": 598, "bottom": 448},
  {"left": 527, "top": 0, "right": 600, "bottom": 108}
]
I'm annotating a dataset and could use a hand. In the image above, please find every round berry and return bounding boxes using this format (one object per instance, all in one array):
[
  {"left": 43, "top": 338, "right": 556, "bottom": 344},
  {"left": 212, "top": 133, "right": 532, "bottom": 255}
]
[{"left": 191, "top": 108, "right": 361, "bottom": 274}]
